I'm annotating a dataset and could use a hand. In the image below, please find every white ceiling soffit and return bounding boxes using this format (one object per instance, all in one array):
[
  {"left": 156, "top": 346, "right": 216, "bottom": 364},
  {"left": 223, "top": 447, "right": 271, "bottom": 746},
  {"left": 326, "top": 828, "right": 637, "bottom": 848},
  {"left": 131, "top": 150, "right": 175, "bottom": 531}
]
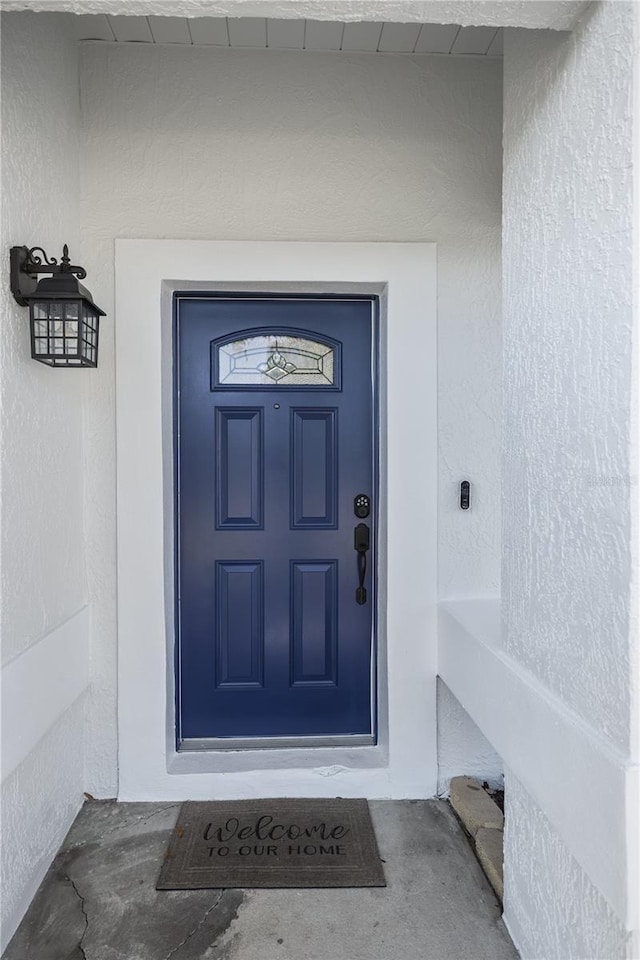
[
  {"left": 77, "top": 15, "right": 504, "bottom": 56},
  {"left": 0, "top": 1, "right": 590, "bottom": 32}
]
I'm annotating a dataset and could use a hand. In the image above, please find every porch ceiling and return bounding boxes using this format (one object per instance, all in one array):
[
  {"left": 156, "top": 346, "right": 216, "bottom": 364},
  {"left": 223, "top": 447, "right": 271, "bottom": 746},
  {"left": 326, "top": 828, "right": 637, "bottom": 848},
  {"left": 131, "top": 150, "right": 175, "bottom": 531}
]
[
  {"left": 75, "top": 14, "right": 505, "bottom": 56},
  {"left": 0, "top": 1, "right": 590, "bottom": 32}
]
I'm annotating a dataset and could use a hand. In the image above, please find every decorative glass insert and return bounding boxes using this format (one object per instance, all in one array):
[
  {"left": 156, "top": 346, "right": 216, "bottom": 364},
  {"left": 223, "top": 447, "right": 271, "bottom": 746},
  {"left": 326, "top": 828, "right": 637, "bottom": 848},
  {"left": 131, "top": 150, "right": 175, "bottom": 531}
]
[{"left": 218, "top": 335, "right": 335, "bottom": 386}]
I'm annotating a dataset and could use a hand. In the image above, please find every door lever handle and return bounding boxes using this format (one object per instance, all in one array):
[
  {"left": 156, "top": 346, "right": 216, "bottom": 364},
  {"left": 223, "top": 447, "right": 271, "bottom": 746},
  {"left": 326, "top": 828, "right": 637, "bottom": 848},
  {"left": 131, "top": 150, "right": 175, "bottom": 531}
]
[{"left": 354, "top": 523, "right": 370, "bottom": 605}]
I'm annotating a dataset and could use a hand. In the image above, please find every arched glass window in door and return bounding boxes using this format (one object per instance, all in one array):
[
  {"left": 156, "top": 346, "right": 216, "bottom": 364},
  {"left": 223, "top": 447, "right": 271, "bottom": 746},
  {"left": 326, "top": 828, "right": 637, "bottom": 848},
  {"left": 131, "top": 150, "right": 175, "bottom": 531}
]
[{"left": 215, "top": 332, "right": 337, "bottom": 387}]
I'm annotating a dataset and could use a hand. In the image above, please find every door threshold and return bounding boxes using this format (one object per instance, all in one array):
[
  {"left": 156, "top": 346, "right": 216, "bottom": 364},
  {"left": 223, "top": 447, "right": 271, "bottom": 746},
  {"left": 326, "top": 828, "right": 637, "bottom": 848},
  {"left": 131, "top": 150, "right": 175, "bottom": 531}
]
[{"left": 179, "top": 734, "right": 375, "bottom": 752}]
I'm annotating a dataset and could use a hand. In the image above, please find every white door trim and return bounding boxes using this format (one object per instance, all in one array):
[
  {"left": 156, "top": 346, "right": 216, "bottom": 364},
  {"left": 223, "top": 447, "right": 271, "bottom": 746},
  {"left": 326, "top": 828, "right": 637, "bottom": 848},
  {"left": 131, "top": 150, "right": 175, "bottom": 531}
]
[{"left": 115, "top": 240, "right": 437, "bottom": 801}]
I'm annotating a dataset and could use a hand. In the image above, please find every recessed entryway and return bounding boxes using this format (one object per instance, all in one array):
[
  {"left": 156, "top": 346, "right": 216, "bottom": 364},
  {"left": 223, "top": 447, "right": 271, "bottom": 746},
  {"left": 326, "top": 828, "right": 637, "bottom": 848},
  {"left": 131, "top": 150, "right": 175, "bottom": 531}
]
[{"left": 115, "top": 240, "right": 437, "bottom": 799}]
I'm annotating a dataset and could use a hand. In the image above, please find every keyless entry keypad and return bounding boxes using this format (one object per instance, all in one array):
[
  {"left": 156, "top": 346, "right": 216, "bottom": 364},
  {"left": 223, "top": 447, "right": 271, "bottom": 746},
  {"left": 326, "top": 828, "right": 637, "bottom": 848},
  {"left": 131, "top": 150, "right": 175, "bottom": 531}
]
[{"left": 354, "top": 494, "right": 371, "bottom": 519}]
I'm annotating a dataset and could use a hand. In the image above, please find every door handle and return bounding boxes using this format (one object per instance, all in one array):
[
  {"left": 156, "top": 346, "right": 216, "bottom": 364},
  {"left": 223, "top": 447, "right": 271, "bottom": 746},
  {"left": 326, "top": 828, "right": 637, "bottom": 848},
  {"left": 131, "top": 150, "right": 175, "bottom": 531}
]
[{"left": 354, "top": 522, "right": 370, "bottom": 605}]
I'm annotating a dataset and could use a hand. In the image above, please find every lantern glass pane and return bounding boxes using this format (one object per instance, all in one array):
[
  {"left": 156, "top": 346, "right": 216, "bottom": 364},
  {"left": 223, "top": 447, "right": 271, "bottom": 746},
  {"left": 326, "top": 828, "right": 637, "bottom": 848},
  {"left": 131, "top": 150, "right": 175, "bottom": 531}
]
[{"left": 28, "top": 296, "right": 101, "bottom": 366}]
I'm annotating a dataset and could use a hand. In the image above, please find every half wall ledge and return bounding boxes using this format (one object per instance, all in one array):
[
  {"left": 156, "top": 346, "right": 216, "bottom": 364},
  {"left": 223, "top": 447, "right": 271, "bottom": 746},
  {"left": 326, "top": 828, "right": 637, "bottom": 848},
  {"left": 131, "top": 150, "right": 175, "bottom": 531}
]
[{"left": 438, "top": 597, "right": 636, "bottom": 931}]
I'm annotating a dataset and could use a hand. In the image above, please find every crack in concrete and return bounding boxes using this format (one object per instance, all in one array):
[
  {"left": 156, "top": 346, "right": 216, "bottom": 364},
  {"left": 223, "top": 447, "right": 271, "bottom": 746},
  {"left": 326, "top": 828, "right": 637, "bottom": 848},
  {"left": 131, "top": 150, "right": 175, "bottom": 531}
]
[
  {"left": 97, "top": 803, "right": 180, "bottom": 842},
  {"left": 69, "top": 803, "right": 180, "bottom": 849},
  {"left": 66, "top": 873, "right": 89, "bottom": 960},
  {"left": 164, "top": 890, "right": 226, "bottom": 960}
]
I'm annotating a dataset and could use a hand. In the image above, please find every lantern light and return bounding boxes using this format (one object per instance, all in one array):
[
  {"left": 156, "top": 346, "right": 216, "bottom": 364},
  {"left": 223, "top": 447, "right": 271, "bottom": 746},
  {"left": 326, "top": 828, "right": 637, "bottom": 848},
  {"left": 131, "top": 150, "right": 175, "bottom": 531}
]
[{"left": 10, "top": 244, "right": 105, "bottom": 368}]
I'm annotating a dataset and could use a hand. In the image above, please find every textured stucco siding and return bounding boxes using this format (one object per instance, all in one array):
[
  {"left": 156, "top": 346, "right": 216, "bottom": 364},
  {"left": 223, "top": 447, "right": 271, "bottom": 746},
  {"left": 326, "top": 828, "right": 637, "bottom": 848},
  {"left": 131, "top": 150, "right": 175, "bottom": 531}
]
[
  {"left": 502, "top": 3, "right": 637, "bottom": 956},
  {"left": 0, "top": 12, "right": 88, "bottom": 950},
  {"left": 1, "top": 11, "right": 86, "bottom": 663},
  {"left": 0, "top": 697, "right": 87, "bottom": 953},
  {"left": 504, "top": 769, "right": 631, "bottom": 960},
  {"left": 78, "top": 42, "right": 503, "bottom": 794},
  {"left": 503, "top": 4, "right": 635, "bottom": 755}
]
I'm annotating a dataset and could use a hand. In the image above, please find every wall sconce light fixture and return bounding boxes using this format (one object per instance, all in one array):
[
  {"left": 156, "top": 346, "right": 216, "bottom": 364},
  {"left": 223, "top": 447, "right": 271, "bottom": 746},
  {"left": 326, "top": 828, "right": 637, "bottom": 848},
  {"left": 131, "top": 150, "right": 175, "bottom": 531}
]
[{"left": 10, "top": 244, "right": 105, "bottom": 367}]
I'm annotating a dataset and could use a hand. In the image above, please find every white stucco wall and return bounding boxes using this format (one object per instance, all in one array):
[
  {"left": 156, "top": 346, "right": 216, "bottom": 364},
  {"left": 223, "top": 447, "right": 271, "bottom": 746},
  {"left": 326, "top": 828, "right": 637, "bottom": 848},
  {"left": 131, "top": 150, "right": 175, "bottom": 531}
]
[
  {"left": 0, "top": 11, "right": 90, "bottom": 951},
  {"left": 1, "top": 12, "right": 85, "bottom": 662},
  {"left": 1, "top": 698, "right": 86, "bottom": 954},
  {"left": 503, "top": 3, "right": 638, "bottom": 955},
  {"left": 436, "top": 679, "right": 502, "bottom": 795},
  {"left": 78, "top": 41, "right": 504, "bottom": 795},
  {"left": 504, "top": 768, "right": 630, "bottom": 960}
]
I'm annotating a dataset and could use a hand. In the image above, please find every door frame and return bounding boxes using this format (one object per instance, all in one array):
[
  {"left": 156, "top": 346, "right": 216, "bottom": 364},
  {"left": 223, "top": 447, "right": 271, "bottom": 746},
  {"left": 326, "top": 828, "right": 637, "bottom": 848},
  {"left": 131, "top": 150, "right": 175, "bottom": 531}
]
[{"left": 116, "top": 240, "right": 437, "bottom": 801}]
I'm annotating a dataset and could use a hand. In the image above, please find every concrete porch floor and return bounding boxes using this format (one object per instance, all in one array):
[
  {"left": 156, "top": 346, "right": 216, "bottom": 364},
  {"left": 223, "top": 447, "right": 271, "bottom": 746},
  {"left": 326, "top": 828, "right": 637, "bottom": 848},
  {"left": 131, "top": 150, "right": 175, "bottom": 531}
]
[{"left": 4, "top": 800, "right": 518, "bottom": 960}]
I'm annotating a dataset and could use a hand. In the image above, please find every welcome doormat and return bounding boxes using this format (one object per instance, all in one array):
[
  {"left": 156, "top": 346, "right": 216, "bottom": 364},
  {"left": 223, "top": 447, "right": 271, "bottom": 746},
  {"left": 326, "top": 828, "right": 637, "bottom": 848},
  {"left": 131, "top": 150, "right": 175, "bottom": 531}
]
[{"left": 156, "top": 798, "right": 386, "bottom": 889}]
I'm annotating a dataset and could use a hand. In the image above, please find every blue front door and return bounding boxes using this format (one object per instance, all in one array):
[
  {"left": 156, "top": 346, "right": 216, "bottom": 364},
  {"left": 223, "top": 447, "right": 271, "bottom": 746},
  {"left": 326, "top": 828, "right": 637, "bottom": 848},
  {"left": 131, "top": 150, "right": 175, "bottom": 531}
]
[{"left": 176, "top": 296, "right": 375, "bottom": 742}]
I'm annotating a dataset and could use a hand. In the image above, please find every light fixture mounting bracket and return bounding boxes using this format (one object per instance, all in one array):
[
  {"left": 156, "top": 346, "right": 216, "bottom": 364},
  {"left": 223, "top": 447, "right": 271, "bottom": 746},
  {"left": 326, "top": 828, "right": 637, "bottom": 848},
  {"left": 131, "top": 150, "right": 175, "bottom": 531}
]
[{"left": 10, "top": 244, "right": 87, "bottom": 307}]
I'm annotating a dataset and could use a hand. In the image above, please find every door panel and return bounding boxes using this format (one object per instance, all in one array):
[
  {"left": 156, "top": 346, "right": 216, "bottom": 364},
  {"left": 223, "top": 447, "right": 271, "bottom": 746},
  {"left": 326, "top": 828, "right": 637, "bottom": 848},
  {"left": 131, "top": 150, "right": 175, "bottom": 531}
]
[
  {"left": 215, "top": 561, "right": 264, "bottom": 688},
  {"left": 291, "top": 561, "right": 338, "bottom": 685},
  {"left": 216, "top": 409, "right": 263, "bottom": 529},
  {"left": 291, "top": 409, "right": 337, "bottom": 528},
  {"left": 176, "top": 296, "right": 375, "bottom": 741}
]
